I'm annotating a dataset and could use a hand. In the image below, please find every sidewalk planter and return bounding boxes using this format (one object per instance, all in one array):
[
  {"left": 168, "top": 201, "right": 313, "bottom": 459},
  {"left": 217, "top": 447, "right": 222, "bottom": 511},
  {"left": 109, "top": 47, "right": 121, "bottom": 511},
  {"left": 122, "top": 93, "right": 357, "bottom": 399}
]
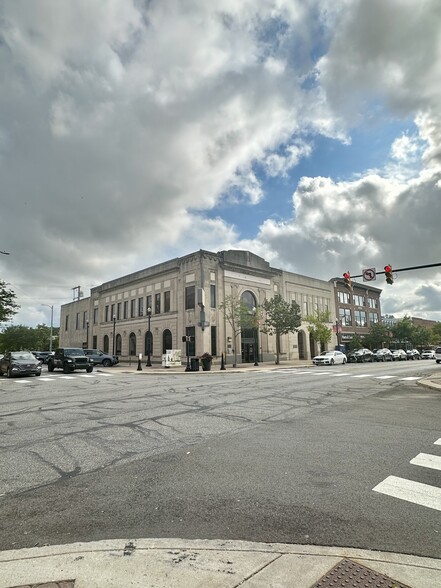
[{"left": 199, "top": 353, "right": 213, "bottom": 371}]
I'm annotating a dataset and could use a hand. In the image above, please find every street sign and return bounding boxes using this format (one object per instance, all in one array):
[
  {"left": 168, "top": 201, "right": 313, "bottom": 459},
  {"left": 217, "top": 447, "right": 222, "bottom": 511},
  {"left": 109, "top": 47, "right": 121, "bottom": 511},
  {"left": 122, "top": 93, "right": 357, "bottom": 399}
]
[{"left": 362, "top": 268, "right": 376, "bottom": 282}]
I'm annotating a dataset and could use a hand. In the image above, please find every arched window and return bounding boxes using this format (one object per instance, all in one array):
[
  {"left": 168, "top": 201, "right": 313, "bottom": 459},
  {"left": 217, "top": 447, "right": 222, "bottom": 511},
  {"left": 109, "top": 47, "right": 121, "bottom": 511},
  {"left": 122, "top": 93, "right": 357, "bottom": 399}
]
[
  {"left": 129, "top": 332, "right": 136, "bottom": 356},
  {"left": 103, "top": 334, "right": 109, "bottom": 353},
  {"left": 115, "top": 334, "right": 122, "bottom": 356},
  {"left": 145, "top": 331, "right": 153, "bottom": 356},
  {"left": 241, "top": 290, "right": 257, "bottom": 310},
  {"left": 163, "top": 329, "right": 172, "bottom": 354}
]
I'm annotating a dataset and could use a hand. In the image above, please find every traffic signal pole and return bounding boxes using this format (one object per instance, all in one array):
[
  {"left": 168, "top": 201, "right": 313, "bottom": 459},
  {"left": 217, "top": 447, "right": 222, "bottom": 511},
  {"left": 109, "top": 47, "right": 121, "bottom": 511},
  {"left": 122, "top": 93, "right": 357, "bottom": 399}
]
[{"left": 350, "top": 262, "right": 441, "bottom": 280}]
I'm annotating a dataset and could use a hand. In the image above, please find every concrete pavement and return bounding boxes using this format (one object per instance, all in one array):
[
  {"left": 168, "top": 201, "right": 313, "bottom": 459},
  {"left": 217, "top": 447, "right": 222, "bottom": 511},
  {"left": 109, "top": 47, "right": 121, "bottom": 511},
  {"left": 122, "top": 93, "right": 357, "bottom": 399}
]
[{"left": 2, "top": 361, "right": 440, "bottom": 588}]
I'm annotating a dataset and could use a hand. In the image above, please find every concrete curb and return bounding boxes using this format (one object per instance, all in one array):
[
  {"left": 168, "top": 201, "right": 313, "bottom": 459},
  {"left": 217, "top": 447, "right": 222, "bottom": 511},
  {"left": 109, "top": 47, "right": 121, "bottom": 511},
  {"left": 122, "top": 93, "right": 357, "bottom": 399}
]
[{"left": 1, "top": 539, "right": 441, "bottom": 588}]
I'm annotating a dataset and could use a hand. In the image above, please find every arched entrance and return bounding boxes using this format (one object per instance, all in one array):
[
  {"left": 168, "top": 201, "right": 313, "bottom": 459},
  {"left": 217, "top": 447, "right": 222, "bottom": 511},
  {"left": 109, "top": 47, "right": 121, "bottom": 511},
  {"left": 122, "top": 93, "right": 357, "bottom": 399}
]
[
  {"left": 103, "top": 334, "right": 109, "bottom": 353},
  {"left": 115, "top": 334, "right": 122, "bottom": 356},
  {"left": 129, "top": 332, "right": 136, "bottom": 356},
  {"left": 163, "top": 329, "right": 172, "bottom": 353},
  {"left": 241, "top": 290, "right": 258, "bottom": 363},
  {"left": 298, "top": 331, "right": 306, "bottom": 359},
  {"left": 145, "top": 331, "right": 153, "bottom": 357}
]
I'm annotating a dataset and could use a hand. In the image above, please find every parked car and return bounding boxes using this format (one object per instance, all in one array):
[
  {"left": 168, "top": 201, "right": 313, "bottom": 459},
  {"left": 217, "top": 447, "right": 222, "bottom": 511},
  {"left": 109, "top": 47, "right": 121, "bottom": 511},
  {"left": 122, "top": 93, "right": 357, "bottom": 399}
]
[
  {"left": 84, "top": 349, "right": 119, "bottom": 367},
  {"left": 313, "top": 350, "right": 347, "bottom": 365},
  {"left": 32, "top": 351, "right": 52, "bottom": 364},
  {"left": 392, "top": 349, "right": 407, "bottom": 361},
  {"left": 421, "top": 349, "right": 436, "bottom": 360},
  {"left": 435, "top": 347, "right": 441, "bottom": 364},
  {"left": 47, "top": 348, "right": 93, "bottom": 373},
  {"left": 0, "top": 351, "right": 42, "bottom": 378},
  {"left": 373, "top": 348, "right": 393, "bottom": 362},
  {"left": 347, "top": 348, "right": 374, "bottom": 363},
  {"left": 406, "top": 349, "right": 421, "bottom": 360}
]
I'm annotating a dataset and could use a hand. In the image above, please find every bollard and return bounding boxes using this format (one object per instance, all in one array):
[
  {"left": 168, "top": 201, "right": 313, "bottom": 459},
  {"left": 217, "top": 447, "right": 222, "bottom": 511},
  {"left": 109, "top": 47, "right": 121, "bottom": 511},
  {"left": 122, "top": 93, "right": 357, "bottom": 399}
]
[{"left": 220, "top": 352, "right": 226, "bottom": 370}]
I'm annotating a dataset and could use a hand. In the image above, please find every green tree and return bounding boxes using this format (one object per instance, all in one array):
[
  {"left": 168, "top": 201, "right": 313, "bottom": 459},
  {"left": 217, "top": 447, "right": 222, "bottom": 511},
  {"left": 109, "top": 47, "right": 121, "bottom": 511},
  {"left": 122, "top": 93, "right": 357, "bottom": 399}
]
[
  {"left": 391, "top": 316, "right": 415, "bottom": 348},
  {"left": 306, "top": 309, "right": 332, "bottom": 352},
  {"left": 219, "top": 294, "right": 258, "bottom": 367},
  {"left": 261, "top": 294, "right": 301, "bottom": 364},
  {"left": 346, "top": 333, "right": 364, "bottom": 351},
  {"left": 0, "top": 280, "right": 19, "bottom": 323},
  {"left": 363, "top": 322, "right": 391, "bottom": 350},
  {"left": 0, "top": 324, "right": 59, "bottom": 352},
  {"left": 431, "top": 323, "right": 441, "bottom": 345},
  {"left": 411, "top": 325, "right": 432, "bottom": 351}
]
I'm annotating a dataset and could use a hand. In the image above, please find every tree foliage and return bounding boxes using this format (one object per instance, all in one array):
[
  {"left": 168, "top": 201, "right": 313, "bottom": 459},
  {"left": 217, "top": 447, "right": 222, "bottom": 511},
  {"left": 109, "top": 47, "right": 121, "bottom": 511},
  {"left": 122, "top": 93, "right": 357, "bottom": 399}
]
[
  {"left": 0, "top": 280, "right": 20, "bottom": 323},
  {"left": 305, "top": 309, "right": 332, "bottom": 350},
  {"left": 261, "top": 294, "right": 301, "bottom": 364},
  {"left": 391, "top": 315, "right": 414, "bottom": 347},
  {"left": 0, "top": 324, "right": 59, "bottom": 353},
  {"left": 363, "top": 322, "right": 391, "bottom": 349}
]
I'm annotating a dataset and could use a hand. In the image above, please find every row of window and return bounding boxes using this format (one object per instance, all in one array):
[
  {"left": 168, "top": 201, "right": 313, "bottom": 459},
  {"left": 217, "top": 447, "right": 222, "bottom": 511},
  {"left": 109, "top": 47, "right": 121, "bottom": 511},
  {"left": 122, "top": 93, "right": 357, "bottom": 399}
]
[
  {"left": 339, "top": 308, "right": 379, "bottom": 327},
  {"left": 337, "top": 291, "right": 379, "bottom": 308}
]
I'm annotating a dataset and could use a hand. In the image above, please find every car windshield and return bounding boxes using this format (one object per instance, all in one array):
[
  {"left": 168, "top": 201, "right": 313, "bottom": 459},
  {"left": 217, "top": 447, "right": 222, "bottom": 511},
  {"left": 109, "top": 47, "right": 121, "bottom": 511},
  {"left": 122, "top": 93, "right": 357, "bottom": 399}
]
[
  {"left": 11, "top": 352, "right": 35, "bottom": 361},
  {"left": 64, "top": 348, "right": 86, "bottom": 356}
]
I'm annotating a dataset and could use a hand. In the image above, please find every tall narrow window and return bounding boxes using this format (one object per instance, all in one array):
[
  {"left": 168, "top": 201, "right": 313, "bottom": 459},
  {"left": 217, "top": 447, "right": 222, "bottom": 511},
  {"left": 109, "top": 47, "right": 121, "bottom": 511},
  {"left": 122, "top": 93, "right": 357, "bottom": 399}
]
[
  {"left": 155, "top": 293, "right": 161, "bottom": 314},
  {"left": 185, "top": 286, "right": 195, "bottom": 310},
  {"left": 211, "top": 326, "right": 217, "bottom": 356},
  {"left": 186, "top": 326, "right": 196, "bottom": 356},
  {"left": 210, "top": 284, "right": 216, "bottom": 308},
  {"left": 76, "top": 313, "right": 80, "bottom": 330},
  {"left": 117, "top": 302, "right": 122, "bottom": 320},
  {"left": 93, "top": 308, "right": 98, "bottom": 324},
  {"left": 105, "top": 305, "right": 109, "bottom": 322},
  {"left": 146, "top": 295, "right": 152, "bottom": 312},
  {"left": 138, "top": 297, "right": 144, "bottom": 317},
  {"left": 130, "top": 299, "right": 136, "bottom": 318},
  {"left": 82, "top": 311, "right": 87, "bottom": 328},
  {"left": 164, "top": 291, "right": 171, "bottom": 312},
  {"left": 111, "top": 303, "right": 115, "bottom": 319},
  {"left": 65, "top": 315, "right": 69, "bottom": 331}
]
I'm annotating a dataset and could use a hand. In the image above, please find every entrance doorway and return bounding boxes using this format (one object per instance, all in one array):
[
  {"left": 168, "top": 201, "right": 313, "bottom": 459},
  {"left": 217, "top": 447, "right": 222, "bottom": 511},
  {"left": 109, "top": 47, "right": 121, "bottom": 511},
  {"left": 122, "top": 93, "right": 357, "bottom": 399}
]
[{"left": 241, "top": 328, "right": 258, "bottom": 363}]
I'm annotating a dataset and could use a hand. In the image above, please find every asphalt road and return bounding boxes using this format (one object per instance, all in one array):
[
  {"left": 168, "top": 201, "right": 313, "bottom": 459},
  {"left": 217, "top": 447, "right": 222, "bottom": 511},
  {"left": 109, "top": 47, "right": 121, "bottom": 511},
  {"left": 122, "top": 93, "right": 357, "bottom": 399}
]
[{"left": 0, "top": 361, "right": 440, "bottom": 558}]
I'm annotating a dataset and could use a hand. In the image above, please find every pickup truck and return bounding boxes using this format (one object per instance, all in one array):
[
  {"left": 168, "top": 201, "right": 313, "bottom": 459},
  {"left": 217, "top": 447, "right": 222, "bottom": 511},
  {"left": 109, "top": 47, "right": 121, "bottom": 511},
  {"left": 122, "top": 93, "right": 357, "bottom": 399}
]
[{"left": 47, "top": 348, "right": 94, "bottom": 374}]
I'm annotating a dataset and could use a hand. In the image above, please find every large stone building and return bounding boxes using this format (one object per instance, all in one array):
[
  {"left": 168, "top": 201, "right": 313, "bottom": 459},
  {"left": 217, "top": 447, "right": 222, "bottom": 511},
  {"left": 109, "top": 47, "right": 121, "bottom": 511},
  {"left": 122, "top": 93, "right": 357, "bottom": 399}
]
[{"left": 59, "top": 249, "right": 338, "bottom": 364}]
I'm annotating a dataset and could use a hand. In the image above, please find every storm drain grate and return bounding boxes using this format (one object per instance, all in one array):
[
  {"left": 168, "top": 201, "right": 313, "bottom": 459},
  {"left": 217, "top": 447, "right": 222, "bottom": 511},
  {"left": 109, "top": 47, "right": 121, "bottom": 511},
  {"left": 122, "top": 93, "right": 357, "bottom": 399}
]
[
  {"left": 9, "top": 580, "right": 75, "bottom": 588},
  {"left": 310, "top": 558, "right": 412, "bottom": 588}
]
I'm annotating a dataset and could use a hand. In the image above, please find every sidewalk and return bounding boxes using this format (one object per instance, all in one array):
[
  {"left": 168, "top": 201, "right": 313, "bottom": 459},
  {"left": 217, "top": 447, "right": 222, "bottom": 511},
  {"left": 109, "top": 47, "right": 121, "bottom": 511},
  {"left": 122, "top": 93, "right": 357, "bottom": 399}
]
[
  {"left": 1, "top": 538, "right": 441, "bottom": 588},
  {"left": 2, "top": 364, "right": 440, "bottom": 587}
]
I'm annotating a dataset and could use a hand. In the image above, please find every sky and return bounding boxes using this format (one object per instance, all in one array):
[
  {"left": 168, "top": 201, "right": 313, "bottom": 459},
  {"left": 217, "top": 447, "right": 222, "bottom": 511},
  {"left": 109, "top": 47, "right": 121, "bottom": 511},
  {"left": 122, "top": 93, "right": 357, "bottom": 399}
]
[{"left": 1, "top": 0, "right": 441, "bottom": 328}]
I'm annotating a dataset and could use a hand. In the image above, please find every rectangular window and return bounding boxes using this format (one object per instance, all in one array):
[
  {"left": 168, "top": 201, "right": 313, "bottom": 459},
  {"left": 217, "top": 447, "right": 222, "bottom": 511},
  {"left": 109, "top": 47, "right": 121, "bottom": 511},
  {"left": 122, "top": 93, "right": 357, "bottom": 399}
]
[
  {"left": 338, "top": 291, "right": 350, "bottom": 304},
  {"left": 130, "top": 299, "right": 136, "bottom": 318},
  {"left": 186, "top": 326, "right": 196, "bottom": 356},
  {"left": 210, "top": 284, "right": 216, "bottom": 308},
  {"left": 211, "top": 325, "right": 217, "bottom": 356},
  {"left": 92, "top": 335, "right": 97, "bottom": 349},
  {"left": 369, "top": 312, "right": 379, "bottom": 324},
  {"left": 339, "top": 307, "right": 352, "bottom": 326},
  {"left": 117, "top": 302, "right": 122, "bottom": 320},
  {"left": 93, "top": 308, "right": 98, "bottom": 325},
  {"left": 155, "top": 293, "right": 161, "bottom": 314},
  {"left": 146, "top": 295, "right": 152, "bottom": 314},
  {"left": 164, "top": 291, "right": 170, "bottom": 312},
  {"left": 353, "top": 294, "right": 365, "bottom": 306},
  {"left": 354, "top": 310, "right": 367, "bottom": 327},
  {"left": 368, "top": 297, "right": 378, "bottom": 309},
  {"left": 65, "top": 315, "right": 69, "bottom": 331},
  {"left": 105, "top": 305, "right": 109, "bottom": 322},
  {"left": 111, "top": 304, "right": 115, "bottom": 320},
  {"left": 76, "top": 313, "right": 80, "bottom": 330},
  {"left": 185, "top": 285, "right": 195, "bottom": 310},
  {"left": 123, "top": 301, "right": 128, "bottom": 319},
  {"left": 303, "top": 300, "right": 308, "bottom": 317},
  {"left": 138, "top": 297, "right": 144, "bottom": 317},
  {"left": 82, "top": 311, "right": 87, "bottom": 328}
]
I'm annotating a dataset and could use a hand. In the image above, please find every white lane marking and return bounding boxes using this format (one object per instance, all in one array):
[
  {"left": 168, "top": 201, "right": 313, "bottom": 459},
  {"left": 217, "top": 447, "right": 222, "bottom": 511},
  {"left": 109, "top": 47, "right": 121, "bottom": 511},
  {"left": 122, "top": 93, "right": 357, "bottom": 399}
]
[
  {"left": 39, "top": 378, "right": 54, "bottom": 382},
  {"left": 375, "top": 376, "right": 396, "bottom": 379},
  {"left": 15, "top": 380, "right": 32, "bottom": 384},
  {"left": 373, "top": 475, "right": 441, "bottom": 511},
  {"left": 329, "top": 373, "right": 350, "bottom": 377},
  {"left": 96, "top": 372, "right": 114, "bottom": 377},
  {"left": 311, "top": 372, "right": 330, "bottom": 375},
  {"left": 351, "top": 374, "right": 371, "bottom": 378},
  {"left": 78, "top": 375, "right": 95, "bottom": 378},
  {"left": 410, "top": 453, "right": 441, "bottom": 471},
  {"left": 435, "top": 439, "right": 441, "bottom": 446},
  {"left": 59, "top": 376, "right": 76, "bottom": 379},
  {"left": 399, "top": 377, "right": 420, "bottom": 381}
]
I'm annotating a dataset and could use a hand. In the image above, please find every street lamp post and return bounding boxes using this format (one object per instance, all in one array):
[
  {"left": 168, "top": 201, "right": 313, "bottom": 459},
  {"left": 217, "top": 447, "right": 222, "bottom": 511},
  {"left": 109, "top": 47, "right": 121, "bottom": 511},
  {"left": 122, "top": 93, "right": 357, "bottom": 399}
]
[
  {"left": 41, "top": 304, "right": 54, "bottom": 352},
  {"left": 335, "top": 319, "right": 341, "bottom": 349},
  {"left": 252, "top": 306, "right": 259, "bottom": 366},
  {"left": 86, "top": 320, "right": 89, "bottom": 349},
  {"left": 112, "top": 315, "right": 116, "bottom": 356},
  {"left": 146, "top": 307, "right": 152, "bottom": 366}
]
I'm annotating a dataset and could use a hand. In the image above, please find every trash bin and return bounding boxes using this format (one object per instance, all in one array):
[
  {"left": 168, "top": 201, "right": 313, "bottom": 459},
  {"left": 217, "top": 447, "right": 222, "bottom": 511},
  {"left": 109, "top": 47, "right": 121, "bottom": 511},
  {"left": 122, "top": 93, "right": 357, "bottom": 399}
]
[{"left": 190, "top": 357, "right": 200, "bottom": 371}]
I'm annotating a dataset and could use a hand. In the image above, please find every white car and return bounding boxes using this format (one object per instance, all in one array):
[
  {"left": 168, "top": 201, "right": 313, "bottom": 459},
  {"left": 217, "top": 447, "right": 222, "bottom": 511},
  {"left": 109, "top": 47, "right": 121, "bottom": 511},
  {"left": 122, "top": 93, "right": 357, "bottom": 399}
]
[
  {"left": 421, "top": 349, "right": 436, "bottom": 360},
  {"left": 313, "top": 350, "right": 347, "bottom": 366},
  {"left": 392, "top": 349, "right": 407, "bottom": 361}
]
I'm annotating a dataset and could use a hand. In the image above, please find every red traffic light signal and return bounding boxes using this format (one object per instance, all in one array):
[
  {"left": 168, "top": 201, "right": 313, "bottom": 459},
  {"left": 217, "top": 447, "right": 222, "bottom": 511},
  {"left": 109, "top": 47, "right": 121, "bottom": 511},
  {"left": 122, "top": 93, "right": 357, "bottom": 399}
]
[
  {"left": 343, "top": 271, "right": 353, "bottom": 291},
  {"left": 384, "top": 264, "right": 394, "bottom": 285}
]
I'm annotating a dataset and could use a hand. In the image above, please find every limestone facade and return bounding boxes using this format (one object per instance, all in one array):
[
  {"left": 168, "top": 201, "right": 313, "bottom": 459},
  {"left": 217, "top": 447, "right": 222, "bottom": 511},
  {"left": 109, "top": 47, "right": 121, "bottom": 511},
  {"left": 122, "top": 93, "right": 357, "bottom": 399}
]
[{"left": 59, "top": 249, "right": 337, "bottom": 363}]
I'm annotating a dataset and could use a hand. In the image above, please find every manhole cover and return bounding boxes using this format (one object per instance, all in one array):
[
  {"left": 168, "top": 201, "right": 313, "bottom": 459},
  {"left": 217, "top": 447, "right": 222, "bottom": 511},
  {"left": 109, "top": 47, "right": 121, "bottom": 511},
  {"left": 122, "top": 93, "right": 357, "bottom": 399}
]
[
  {"left": 9, "top": 581, "right": 75, "bottom": 588},
  {"left": 311, "top": 558, "right": 412, "bottom": 588}
]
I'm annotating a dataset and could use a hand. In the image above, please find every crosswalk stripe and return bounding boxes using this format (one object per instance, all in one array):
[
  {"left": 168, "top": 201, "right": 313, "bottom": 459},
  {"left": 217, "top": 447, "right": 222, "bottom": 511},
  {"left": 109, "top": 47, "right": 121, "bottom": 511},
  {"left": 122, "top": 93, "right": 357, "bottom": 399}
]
[
  {"left": 399, "top": 377, "right": 420, "bottom": 381},
  {"left": 375, "top": 376, "right": 396, "bottom": 379},
  {"left": 59, "top": 376, "right": 76, "bottom": 379},
  {"left": 329, "top": 373, "right": 350, "bottom": 377},
  {"left": 39, "top": 378, "right": 54, "bottom": 381},
  {"left": 435, "top": 439, "right": 441, "bottom": 446},
  {"left": 373, "top": 475, "right": 441, "bottom": 511},
  {"left": 351, "top": 374, "right": 371, "bottom": 378},
  {"left": 410, "top": 453, "right": 441, "bottom": 471}
]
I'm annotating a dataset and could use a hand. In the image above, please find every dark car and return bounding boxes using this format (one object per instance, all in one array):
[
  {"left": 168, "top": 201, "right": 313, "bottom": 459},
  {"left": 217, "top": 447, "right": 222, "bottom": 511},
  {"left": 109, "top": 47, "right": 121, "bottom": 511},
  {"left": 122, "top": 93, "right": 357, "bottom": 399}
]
[
  {"left": 0, "top": 351, "right": 42, "bottom": 378},
  {"left": 406, "top": 349, "right": 421, "bottom": 360},
  {"left": 373, "top": 348, "right": 393, "bottom": 362},
  {"left": 32, "top": 351, "right": 52, "bottom": 364},
  {"left": 84, "top": 349, "right": 119, "bottom": 367},
  {"left": 347, "top": 348, "right": 374, "bottom": 363},
  {"left": 47, "top": 348, "right": 93, "bottom": 373}
]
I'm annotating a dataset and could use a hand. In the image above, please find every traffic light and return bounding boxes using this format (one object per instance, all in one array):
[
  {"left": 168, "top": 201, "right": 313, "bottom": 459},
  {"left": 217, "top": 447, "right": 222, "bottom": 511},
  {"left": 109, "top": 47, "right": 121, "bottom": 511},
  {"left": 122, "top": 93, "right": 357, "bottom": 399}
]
[
  {"left": 343, "top": 271, "right": 352, "bottom": 291},
  {"left": 384, "top": 264, "right": 394, "bottom": 285}
]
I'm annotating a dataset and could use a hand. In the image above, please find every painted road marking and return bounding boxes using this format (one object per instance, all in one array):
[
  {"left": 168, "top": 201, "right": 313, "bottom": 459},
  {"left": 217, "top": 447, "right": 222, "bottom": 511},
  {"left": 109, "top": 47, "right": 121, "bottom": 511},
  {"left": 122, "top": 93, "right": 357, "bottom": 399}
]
[
  {"left": 373, "top": 476, "right": 441, "bottom": 512},
  {"left": 399, "top": 377, "right": 420, "bottom": 381},
  {"left": 375, "top": 375, "right": 396, "bottom": 379},
  {"left": 435, "top": 439, "right": 441, "bottom": 446},
  {"left": 59, "top": 376, "right": 76, "bottom": 379},
  {"left": 351, "top": 374, "right": 371, "bottom": 378},
  {"left": 410, "top": 453, "right": 441, "bottom": 471}
]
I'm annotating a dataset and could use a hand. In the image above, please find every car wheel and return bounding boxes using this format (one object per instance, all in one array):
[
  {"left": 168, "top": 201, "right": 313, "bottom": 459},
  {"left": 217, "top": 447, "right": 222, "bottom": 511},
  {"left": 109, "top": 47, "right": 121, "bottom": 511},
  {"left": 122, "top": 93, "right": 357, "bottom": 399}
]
[
  {"left": 102, "top": 359, "right": 111, "bottom": 367},
  {"left": 86, "top": 366, "right": 93, "bottom": 373},
  {"left": 343, "top": 358, "right": 346, "bottom": 364},
  {"left": 63, "top": 363, "right": 72, "bottom": 374},
  {"left": 7, "top": 368, "right": 13, "bottom": 378},
  {"left": 35, "top": 372, "right": 41, "bottom": 377},
  {"left": 330, "top": 359, "right": 334, "bottom": 365},
  {"left": 48, "top": 362, "right": 54, "bottom": 372}
]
